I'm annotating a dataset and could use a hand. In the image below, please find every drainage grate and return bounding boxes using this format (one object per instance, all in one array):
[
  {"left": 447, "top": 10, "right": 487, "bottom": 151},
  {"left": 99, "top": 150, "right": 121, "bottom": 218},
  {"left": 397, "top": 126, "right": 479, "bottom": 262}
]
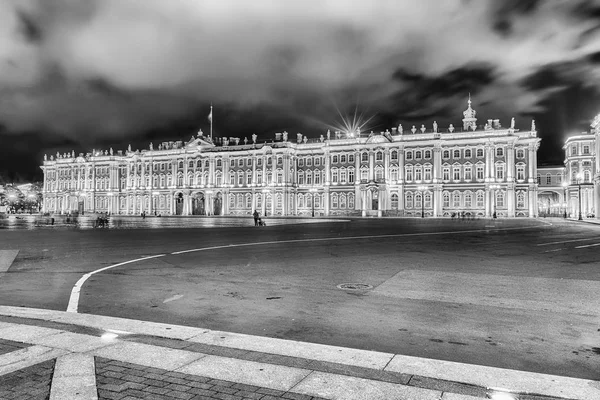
[{"left": 336, "top": 283, "right": 373, "bottom": 291}]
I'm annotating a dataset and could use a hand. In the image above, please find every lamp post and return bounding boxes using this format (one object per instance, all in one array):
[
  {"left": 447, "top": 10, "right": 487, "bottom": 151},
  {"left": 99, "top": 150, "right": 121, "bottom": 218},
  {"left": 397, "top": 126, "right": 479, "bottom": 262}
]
[
  {"left": 490, "top": 184, "right": 500, "bottom": 219},
  {"left": 561, "top": 181, "right": 568, "bottom": 218},
  {"left": 576, "top": 172, "right": 583, "bottom": 220},
  {"left": 309, "top": 188, "right": 317, "bottom": 217},
  {"left": 417, "top": 185, "right": 428, "bottom": 218}
]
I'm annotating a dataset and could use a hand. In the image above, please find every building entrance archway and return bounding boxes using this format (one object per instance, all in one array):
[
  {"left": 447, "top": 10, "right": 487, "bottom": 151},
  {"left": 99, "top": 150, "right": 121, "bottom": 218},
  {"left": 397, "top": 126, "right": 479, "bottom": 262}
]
[
  {"left": 192, "top": 193, "right": 205, "bottom": 215},
  {"left": 213, "top": 192, "right": 222, "bottom": 215},
  {"left": 175, "top": 193, "right": 184, "bottom": 215}
]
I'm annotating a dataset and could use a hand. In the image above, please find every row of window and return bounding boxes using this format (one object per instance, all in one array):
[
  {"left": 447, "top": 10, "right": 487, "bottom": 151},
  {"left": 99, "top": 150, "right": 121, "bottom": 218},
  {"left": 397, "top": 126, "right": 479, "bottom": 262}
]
[
  {"left": 396, "top": 190, "right": 528, "bottom": 210},
  {"left": 569, "top": 143, "right": 592, "bottom": 156}
]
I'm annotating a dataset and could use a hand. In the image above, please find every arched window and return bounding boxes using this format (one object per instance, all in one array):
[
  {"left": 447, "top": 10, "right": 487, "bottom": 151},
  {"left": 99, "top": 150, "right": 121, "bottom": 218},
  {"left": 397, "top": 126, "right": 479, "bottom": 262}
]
[
  {"left": 331, "top": 193, "right": 339, "bottom": 208},
  {"left": 517, "top": 191, "right": 526, "bottom": 208},
  {"left": 391, "top": 150, "right": 398, "bottom": 161},
  {"left": 178, "top": 161, "right": 184, "bottom": 169},
  {"left": 340, "top": 168, "right": 347, "bottom": 183},
  {"left": 177, "top": 174, "right": 184, "bottom": 187},
  {"left": 443, "top": 192, "right": 450, "bottom": 208},
  {"left": 584, "top": 170, "right": 591, "bottom": 182},
  {"left": 332, "top": 169, "right": 339, "bottom": 183},
  {"left": 415, "top": 150, "right": 422, "bottom": 159},
  {"left": 405, "top": 165, "right": 413, "bottom": 182},
  {"left": 246, "top": 194, "right": 252, "bottom": 208},
  {"left": 306, "top": 170, "right": 313, "bottom": 185},
  {"left": 476, "top": 148, "right": 484, "bottom": 158},
  {"left": 348, "top": 193, "right": 355, "bottom": 209},
  {"left": 340, "top": 193, "right": 347, "bottom": 209},
  {"left": 464, "top": 148, "right": 472, "bottom": 158},
  {"left": 229, "top": 194, "right": 236, "bottom": 208},
  {"left": 229, "top": 172, "right": 236, "bottom": 185},
  {"left": 314, "top": 170, "right": 321, "bottom": 185},
  {"left": 298, "top": 171, "right": 305, "bottom": 185},
  {"left": 406, "top": 192, "right": 414, "bottom": 209},
  {"left": 391, "top": 193, "right": 399, "bottom": 210},
  {"left": 424, "top": 192, "right": 432, "bottom": 209},
  {"left": 375, "top": 167, "right": 384, "bottom": 181},
  {"left": 453, "top": 149, "right": 460, "bottom": 158},
  {"left": 188, "top": 161, "right": 194, "bottom": 169},
  {"left": 464, "top": 191, "right": 473, "bottom": 208},
  {"left": 216, "top": 172, "right": 222, "bottom": 186},
  {"left": 424, "top": 150, "right": 432, "bottom": 159},
  {"left": 376, "top": 151, "right": 383, "bottom": 161},
  {"left": 361, "top": 152, "right": 369, "bottom": 162},
  {"left": 415, "top": 192, "right": 422, "bottom": 209},
  {"left": 452, "top": 191, "right": 461, "bottom": 208},
  {"left": 476, "top": 191, "right": 485, "bottom": 208},
  {"left": 496, "top": 191, "right": 505, "bottom": 207},
  {"left": 298, "top": 194, "right": 305, "bottom": 208},
  {"left": 237, "top": 194, "right": 243, "bottom": 208},
  {"left": 187, "top": 174, "right": 193, "bottom": 186}
]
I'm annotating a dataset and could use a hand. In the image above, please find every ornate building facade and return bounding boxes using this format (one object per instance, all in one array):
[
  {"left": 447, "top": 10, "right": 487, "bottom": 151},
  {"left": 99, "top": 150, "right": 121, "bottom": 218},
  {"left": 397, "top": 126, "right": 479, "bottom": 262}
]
[
  {"left": 536, "top": 113, "right": 600, "bottom": 219},
  {"left": 41, "top": 100, "right": 541, "bottom": 218}
]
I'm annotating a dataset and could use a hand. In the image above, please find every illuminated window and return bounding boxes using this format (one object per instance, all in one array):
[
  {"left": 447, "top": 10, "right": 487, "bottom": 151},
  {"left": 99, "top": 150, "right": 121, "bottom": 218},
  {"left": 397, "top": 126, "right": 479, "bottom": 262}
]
[
  {"left": 391, "top": 194, "right": 399, "bottom": 210},
  {"left": 464, "top": 148, "right": 472, "bottom": 158}
]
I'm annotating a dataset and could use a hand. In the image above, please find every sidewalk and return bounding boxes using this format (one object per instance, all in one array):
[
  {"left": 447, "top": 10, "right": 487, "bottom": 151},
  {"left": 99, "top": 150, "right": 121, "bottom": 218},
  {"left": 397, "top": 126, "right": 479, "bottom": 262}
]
[{"left": 0, "top": 307, "right": 596, "bottom": 400}]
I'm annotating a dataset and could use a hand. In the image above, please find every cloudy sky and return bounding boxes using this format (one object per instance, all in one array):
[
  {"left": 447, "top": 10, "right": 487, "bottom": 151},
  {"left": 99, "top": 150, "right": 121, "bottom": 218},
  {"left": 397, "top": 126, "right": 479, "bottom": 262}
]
[{"left": 2, "top": 0, "right": 600, "bottom": 181}]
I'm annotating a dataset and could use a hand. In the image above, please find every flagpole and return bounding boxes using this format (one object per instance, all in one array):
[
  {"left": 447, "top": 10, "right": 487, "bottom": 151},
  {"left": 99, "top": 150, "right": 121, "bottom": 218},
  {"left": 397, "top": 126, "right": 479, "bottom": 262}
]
[{"left": 210, "top": 104, "right": 213, "bottom": 140}]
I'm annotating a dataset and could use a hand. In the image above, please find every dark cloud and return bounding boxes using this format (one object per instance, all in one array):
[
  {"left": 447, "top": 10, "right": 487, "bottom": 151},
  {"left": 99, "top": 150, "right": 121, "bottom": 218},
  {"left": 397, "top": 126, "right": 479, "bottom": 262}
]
[{"left": 2, "top": 0, "right": 600, "bottom": 180}]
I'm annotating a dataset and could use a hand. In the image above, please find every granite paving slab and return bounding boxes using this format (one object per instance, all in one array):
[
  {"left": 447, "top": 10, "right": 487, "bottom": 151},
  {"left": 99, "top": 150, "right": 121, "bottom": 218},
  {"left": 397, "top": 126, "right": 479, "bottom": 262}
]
[{"left": 0, "top": 358, "right": 54, "bottom": 400}]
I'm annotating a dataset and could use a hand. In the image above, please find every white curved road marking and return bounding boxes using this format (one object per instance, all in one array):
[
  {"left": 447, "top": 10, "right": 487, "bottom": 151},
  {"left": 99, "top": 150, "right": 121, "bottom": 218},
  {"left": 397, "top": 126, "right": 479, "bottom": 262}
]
[
  {"left": 67, "top": 223, "right": 550, "bottom": 313},
  {"left": 67, "top": 254, "right": 166, "bottom": 313}
]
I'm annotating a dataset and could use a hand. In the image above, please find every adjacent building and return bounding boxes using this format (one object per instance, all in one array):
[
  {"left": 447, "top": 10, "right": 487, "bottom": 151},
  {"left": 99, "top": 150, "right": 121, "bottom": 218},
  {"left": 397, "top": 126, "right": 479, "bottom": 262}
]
[
  {"left": 537, "top": 113, "right": 600, "bottom": 219},
  {"left": 40, "top": 99, "right": 542, "bottom": 218}
]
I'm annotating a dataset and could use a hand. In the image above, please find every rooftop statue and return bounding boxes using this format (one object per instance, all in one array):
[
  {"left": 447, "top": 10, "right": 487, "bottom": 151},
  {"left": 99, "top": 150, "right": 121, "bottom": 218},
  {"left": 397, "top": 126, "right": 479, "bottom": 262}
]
[
  {"left": 128, "top": 144, "right": 132, "bottom": 152},
  {"left": 252, "top": 133, "right": 257, "bottom": 143},
  {"left": 283, "top": 131, "right": 288, "bottom": 141},
  {"left": 44, "top": 154, "right": 47, "bottom": 161},
  {"left": 510, "top": 117, "right": 515, "bottom": 129},
  {"left": 531, "top": 119, "right": 536, "bottom": 131},
  {"left": 110, "top": 147, "right": 113, "bottom": 155},
  {"left": 448, "top": 124, "right": 454, "bottom": 133},
  {"left": 398, "top": 124, "right": 403, "bottom": 134},
  {"left": 150, "top": 142, "right": 153, "bottom": 150},
  {"left": 244, "top": 137, "right": 248, "bottom": 144},
  {"left": 420, "top": 124, "right": 426, "bottom": 133},
  {"left": 433, "top": 121, "right": 438, "bottom": 132},
  {"left": 411, "top": 125, "right": 416, "bottom": 134},
  {"left": 319, "top": 135, "right": 324, "bottom": 142},
  {"left": 327, "top": 130, "right": 331, "bottom": 140}
]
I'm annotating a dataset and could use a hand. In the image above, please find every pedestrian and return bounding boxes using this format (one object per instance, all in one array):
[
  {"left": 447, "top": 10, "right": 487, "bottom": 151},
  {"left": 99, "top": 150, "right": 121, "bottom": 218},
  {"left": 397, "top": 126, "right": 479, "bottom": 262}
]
[{"left": 253, "top": 210, "right": 259, "bottom": 226}]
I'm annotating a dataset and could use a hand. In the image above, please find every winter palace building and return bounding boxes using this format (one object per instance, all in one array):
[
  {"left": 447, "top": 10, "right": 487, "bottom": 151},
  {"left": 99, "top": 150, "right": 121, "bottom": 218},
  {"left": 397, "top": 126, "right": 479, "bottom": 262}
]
[{"left": 41, "top": 99, "right": 544, "bottom": 218}]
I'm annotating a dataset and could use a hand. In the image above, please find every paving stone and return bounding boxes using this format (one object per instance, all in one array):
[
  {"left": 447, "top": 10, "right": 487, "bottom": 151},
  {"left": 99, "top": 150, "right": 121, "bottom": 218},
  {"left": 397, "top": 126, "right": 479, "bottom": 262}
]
[
  {"left": 0, "top": 359, "right": 54, "bottom": 400},
  {"left": 0, "top": 338, "right": 30, "bottom": 356},
  {"left": 408, "top": 375, "right": 488, "bottom": 398}
]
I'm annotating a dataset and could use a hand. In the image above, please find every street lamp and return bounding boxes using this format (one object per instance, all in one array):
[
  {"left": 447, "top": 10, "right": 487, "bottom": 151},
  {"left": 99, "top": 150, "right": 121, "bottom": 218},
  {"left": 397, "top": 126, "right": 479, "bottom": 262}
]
[
  {"left": 417, "top": 185, "right": 428, "bottom": 218},
  {"left": 561, "top": 181, "right": 568, "bottom": 218},
  {"left": 309, "top": 188, "right": 318, "bottom": 217},
  {"left": 576, "top": 172, "right": 583, "bottom": 220},
  {"left": 490, "top": 184, "right": 501, "bottom": 219}
]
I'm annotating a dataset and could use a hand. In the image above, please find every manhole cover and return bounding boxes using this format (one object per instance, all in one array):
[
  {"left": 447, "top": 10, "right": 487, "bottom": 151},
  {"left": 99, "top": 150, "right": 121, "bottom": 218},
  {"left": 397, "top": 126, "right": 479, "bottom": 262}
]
[{"left": 336, "top": 283, "right": 373, "bottom": 291}]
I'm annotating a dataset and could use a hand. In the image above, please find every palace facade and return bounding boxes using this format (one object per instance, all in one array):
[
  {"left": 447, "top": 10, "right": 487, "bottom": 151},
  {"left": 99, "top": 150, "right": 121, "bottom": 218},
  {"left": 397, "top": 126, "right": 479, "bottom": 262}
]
[{"left": 40, "top": 100, "right": 542, "bottom": 218}]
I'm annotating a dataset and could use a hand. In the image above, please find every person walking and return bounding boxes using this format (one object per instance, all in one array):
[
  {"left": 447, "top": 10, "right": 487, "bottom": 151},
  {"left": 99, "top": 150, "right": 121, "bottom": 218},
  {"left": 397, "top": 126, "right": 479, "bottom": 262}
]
[{"left": 253, "top": 210, "right": 259, "bottom": 226}]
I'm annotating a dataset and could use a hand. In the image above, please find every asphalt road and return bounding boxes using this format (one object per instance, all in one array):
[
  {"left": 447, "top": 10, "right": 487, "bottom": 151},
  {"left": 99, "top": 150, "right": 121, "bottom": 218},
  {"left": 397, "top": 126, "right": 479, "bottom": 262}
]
[{"left": 1, "top": 217, "right": 599, "bottom": 380}]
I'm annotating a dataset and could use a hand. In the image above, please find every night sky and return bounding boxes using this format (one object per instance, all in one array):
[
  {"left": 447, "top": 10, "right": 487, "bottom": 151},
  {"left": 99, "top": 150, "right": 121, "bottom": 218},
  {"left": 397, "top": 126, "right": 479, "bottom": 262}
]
[{"left": 2, "top": 0, "right": 600, "bottom": 182}]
